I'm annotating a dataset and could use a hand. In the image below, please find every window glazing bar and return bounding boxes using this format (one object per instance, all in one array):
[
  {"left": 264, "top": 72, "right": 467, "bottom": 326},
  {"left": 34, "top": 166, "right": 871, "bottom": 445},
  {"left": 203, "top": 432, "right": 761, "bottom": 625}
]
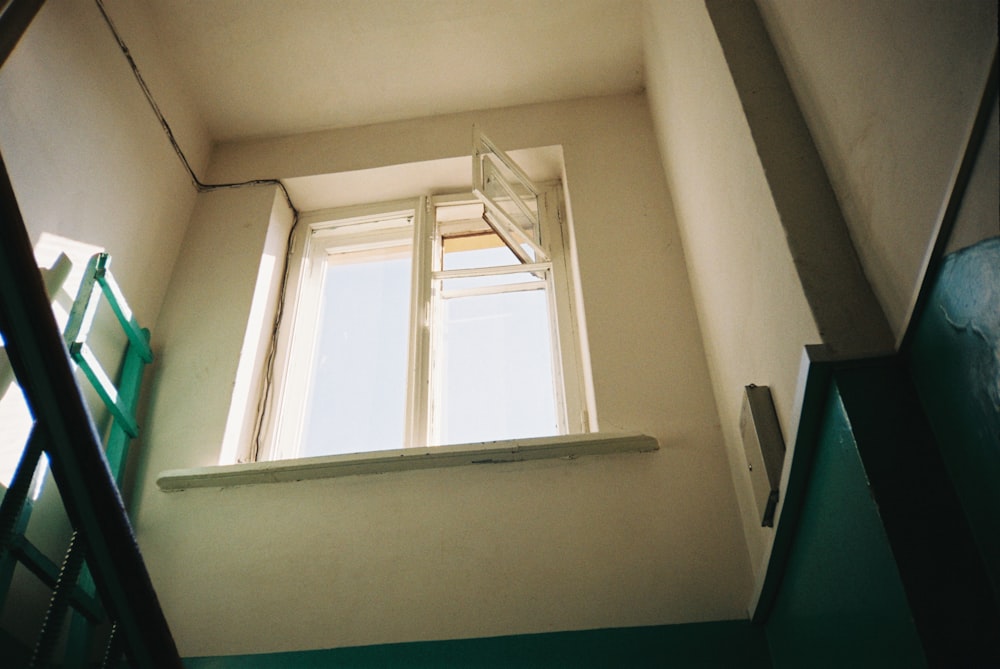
[
  {"left": 404, "top": 196, "right": 433, "bottom": 448},
  {"left": 438, "top": 281, "right": 547, "bottom": 301},
  {"left": 432, "top": 261, "right": 550, "bottom": 281}
]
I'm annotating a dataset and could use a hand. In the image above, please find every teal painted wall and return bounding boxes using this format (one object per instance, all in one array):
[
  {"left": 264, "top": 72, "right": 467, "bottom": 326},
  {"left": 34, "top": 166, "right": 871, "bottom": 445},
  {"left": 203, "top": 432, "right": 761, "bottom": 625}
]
[
  {"left": 183, "top": 621, "right": 771, "bottom": 668},
  {"left": 764, "top": 386, "right": 926, "bottom": 668},
  {"left": 907, "top": 238, "right": 1000, "bottom": 598}
]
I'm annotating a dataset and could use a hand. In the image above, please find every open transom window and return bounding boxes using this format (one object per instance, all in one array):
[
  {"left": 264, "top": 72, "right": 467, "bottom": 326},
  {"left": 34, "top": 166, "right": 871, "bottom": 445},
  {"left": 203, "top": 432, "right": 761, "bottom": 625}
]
[{"left": 260, "top": 135, "right": 587, "bottom": 460}]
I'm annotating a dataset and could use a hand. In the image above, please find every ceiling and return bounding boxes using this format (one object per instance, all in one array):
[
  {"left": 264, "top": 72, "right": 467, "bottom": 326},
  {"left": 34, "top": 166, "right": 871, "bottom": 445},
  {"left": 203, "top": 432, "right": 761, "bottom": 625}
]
[{"left": 141, "top": 0, "right": 645, "bottom": 142}]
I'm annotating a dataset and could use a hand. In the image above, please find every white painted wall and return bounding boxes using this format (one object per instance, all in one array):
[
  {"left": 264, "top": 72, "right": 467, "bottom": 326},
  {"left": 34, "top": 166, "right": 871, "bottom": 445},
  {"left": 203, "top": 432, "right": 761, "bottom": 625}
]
[
  {"left": 0, "top": 0, "right": 208, "bottom": 329},
  {"left": 755, "top": 0, "right": 998, "bottom": 341},
  {"left": 947, "top": 97, "right": 999, "bottom": 254},
  {"left": 0, "top": 0, "right": 208, "bottom": 517},
  {"left": 0, "top": 0, "right": 208, "bottom": 648},
  {"left": 135, "top": 95, "right": 752, "bottom": 656},
  {"left": 642, "top": 0, "right": 822, "bottom": 589},
  {"left": 136, "top": 184, "right": 294, "bottom": 495},
  {"left": 642, "top": 0, "right": 998, "bottom": 605}
]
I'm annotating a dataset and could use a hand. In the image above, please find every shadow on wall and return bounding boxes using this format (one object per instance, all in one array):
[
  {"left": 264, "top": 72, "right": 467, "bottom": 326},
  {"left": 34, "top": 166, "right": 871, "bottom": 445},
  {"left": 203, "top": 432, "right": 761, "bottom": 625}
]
[{"left": 908, "top": 237, "right": 1000, "bottom": 599}]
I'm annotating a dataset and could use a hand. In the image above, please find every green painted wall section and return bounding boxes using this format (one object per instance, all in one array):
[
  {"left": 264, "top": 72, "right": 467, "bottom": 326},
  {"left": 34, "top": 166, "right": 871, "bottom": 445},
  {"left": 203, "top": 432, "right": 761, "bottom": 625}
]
[
  {"left": 833, "top": 361, "right": 996, "bottom": 663},
  {"left": 907, "top": 237, "right": 1000, "bottom": 598},
  {"left": 183, "top": 621, "right": 771, "bottom": 668},
  {"left": 764, "top": 386, "right": 926, "bottom": 668}
]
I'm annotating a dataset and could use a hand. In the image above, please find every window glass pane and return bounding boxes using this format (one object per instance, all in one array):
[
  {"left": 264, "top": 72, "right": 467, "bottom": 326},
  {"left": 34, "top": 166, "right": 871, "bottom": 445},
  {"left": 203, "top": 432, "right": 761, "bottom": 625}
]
[
  {"left": 300, "top": 251, "right": 412, "bottom": 456},
  {"left": 482, "top": 156, "right": 540, "bottom": 245},
  {"left": 436, "top": 288, "right": 558, "bottom": 445}
]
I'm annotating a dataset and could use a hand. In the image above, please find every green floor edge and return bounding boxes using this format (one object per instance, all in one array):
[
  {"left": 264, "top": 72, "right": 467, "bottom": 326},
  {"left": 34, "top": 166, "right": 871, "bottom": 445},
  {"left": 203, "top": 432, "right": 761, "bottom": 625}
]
[{"left": 183, "top": 620, "right": 770, "bottom": 668}]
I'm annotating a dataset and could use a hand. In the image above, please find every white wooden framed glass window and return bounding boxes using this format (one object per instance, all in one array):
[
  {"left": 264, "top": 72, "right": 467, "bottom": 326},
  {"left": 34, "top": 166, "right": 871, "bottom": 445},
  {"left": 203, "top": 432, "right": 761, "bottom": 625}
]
[
  {"left": 259, "top": 140, "right": 587, "bottom": 461},
  {"left": 472, "top": 126, "right": 548, "bottom": 265}
]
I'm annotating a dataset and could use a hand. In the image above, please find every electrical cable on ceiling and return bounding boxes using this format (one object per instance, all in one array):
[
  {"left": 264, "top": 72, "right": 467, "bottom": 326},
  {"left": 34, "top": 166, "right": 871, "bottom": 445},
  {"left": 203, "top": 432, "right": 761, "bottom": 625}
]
[{"left": 93, "top": 0, "right": 298, "bottom": 461}]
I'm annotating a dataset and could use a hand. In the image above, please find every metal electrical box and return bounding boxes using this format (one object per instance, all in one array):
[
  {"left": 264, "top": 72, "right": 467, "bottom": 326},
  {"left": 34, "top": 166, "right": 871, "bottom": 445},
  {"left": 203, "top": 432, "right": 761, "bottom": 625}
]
[{"left": 740, "top": 385, "right": 786, "bottom": 527}]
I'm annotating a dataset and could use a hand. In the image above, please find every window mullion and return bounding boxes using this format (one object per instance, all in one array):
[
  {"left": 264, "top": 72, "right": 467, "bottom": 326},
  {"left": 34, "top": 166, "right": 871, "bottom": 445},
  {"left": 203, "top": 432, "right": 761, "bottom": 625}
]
[
  {"left": 545, "top": 257, "right": 569, "bottom": 435},
  {"left": 543, "top": 188, "right": 585, "bottom": 434},
  {"left": 404, "top": 196, "right": 433, "bottom": 448}
]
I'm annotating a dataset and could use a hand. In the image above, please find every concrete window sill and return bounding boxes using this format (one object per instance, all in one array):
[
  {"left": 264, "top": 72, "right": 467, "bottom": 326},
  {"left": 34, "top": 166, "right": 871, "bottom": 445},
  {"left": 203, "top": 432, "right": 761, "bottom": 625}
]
[{"left": 157, "top": 432, "right": 658, "bottom": 491}]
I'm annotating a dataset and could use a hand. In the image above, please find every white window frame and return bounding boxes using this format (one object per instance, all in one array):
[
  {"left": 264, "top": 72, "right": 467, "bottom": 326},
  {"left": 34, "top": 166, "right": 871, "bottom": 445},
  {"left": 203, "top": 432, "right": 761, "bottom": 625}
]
[
  {"left": 258, "top": 172, "right": 588, "bottom": 461},
  {"left": 473, "top": 127, "right": 549, "bottom": 265}
]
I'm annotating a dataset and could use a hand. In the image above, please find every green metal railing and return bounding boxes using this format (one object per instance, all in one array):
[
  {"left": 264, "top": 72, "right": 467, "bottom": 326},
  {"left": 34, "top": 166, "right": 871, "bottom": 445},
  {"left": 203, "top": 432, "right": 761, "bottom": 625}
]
[
  {"left": 0, "top": 164, "right": 182, "bottom": 669},
  {"left": 0, "top": 251, "right": 156, "bottom": 666},
  {"left": 0, "top": 1, "right": 182, "bottom": 666}
]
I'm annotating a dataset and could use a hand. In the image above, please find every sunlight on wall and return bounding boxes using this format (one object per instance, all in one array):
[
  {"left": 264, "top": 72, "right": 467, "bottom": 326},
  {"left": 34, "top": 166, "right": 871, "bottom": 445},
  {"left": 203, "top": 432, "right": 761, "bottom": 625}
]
[
  {"left": 219, "top": 251, "right": 276, "bottom": 465},
  {"left": 0, "top": 233, "right": 103, "bottom": 494}
]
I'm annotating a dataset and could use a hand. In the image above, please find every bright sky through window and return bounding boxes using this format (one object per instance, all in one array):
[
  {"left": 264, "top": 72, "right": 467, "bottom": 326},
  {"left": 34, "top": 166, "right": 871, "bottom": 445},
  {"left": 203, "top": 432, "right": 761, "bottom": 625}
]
[
  {"left": 299, "top": 253, "right": 413, "bottom": 456},
  {"left": 437, "top": 243, "right": 557, "bottom": 444}
]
